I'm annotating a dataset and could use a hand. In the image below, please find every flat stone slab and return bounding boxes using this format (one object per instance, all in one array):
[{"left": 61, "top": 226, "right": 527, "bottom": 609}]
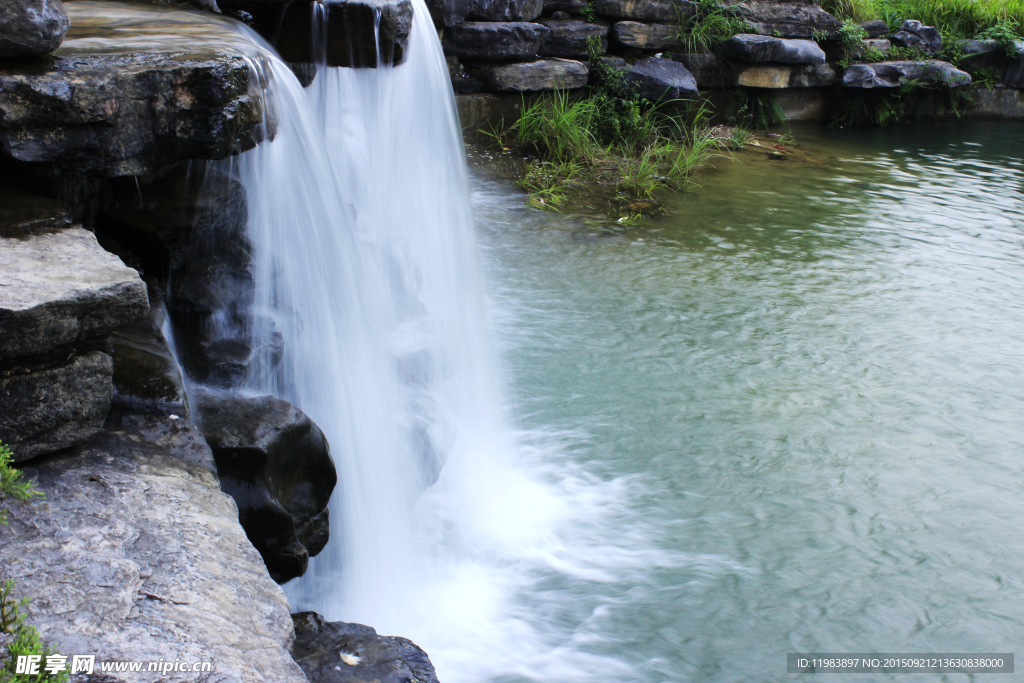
[
  {"left": 0, "top": 1, "right": 266, "bottom": 177},
  {"left": 595, "top": 0, "right": 692, "bottom": 21},
  {"left": 612, "top": 21, "right": 679, "bottom": 50},
  {"left": 734, "top": 62, "right": 836, "bottom": 87},
  {"left": 842, "top": 60, "right": 971, "bottom": 88},
  {"left": 626, "top": 56, "right": 698, "bottom": 100},
  {"left": 478, "top": 58, "right": 589, "bottom": 90},
  {"left": 717, "top": 34, "right": 825, "bottom": 64},
  {"left": 0, "top": 430, "right": 308, "bottom": 683},
  {"left": 537, "top": 19, "right": 609, "bottom": 58},
  {"left": 0, "top": 350, "right": 112, "bottom": 461},
  {"left": 735, "top": 0, "right": 840, "bottom": 39},
  {"left": 0, "top": 227, "right": 148, "bottom": 359},
  {"left": 0, "top": 0, "right": 69, "bottom": 57},
  {"left": 446, "top": 21, "right": 550, "bottom": 61}
]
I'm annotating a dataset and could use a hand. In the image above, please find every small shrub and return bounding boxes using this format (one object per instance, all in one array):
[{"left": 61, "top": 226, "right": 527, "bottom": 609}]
[
  {"left": 977, "top": 19, "right": 1023, "bottom": 57},
  {"left": 0, "top": 442, "right": 42, "bottom": 526},
  {"left": 1, "top": 581, "right": 68, "bottom": 683}
]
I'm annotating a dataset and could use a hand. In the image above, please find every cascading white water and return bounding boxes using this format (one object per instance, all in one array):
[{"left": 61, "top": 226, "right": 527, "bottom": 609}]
[{"left": 212, "top": 5, "right": 653, "bottom": 681}]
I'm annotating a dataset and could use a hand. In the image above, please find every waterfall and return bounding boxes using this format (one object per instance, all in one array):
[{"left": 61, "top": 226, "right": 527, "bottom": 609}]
[{"left": 201, "top": 4, "right": 643, "bottom": 680}]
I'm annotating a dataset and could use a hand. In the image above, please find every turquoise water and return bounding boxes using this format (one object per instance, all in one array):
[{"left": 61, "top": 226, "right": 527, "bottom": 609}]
[{"left": 469, "top": 121, "right": 1024, "bottom": 682}]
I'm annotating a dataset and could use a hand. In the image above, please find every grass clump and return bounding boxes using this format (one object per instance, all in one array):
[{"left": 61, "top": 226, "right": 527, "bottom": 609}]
[
  {"left": 0, "top": 442, "right": 42, "bottom": 526},
  {"left": 675, "top": 0, "right": 750, "bottom": 54},
  {"left": 821, "top": 0, "right": 1024, "bottom": 43},
  {"left": 1, "top": 581, "right": 68, "bottom": 683}
]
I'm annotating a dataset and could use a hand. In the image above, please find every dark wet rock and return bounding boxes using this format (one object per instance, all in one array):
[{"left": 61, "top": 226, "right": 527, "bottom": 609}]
[
  {"left": 626, "top": 56, "right": 697, "bottom": 100},
  {"left": 289, "top": 62, "right": 319, "bottom": 87},
  {"left": 292, "top": 612, "right": 440, "bottom": 683},
  {"left": 842, "top": 60, "right": 971, "bottom": 88},
  {"left": 0, "top": 0, "right": 69, "bottom": 57},
  {"left": 0, "top": 227, "right": 148, "bottom": 360},
  {"left": 538, "top": 19, "right": 609, "bottom": 57},
  {"left": 595, "top": 0, "right": 692, "bottom": 21},
  {"left": 446, "top": 21, "right": 550, "bottom": 61},
  {"left": 860, "top": 19, "right": 888, "bottom": 38},
  {"left": 110, "top": 311, "right": 189, "bottom": 419},
  {"left": 251, "top": 0, "right": 413, "bottom": 67},
  {"left": 0, "top": 52, "right": 263, "bottom": 178},
  {"left": 1004, "top": 44, "right": 1024, "bottom": 88},
  {"left": 891, "top": 19, "right": 941, "bottom": 55},
  {"left": 735, "top": 0, "right": 840, "bottom": 39},
  {"left": 716, "top": 34, "right": 825, "bottom": 64},
  {"left": 194, "top": 390, "right": 337, "bottom": 584},
  {"left": 467, "top": 0, "right": 543, "bottom": 21},
  {"left": 612, "top": 21, "right": 679, "bottom": 50},
  {"left": 734, "top": 62, "right": 835, "bottom": 86},
  {"left": 957, "top": 40, "right": 1020, "bottom": 82},
  {"left": 478, "top": 57, "right": 589, "bottom": 90},
  {"left": 0, "top": 184, "right": 71, "bottom": 239},
  {"left": 0, "top": 350, "right": 112, "bottom": 462},
  {"left": 0, "top": 422, "right": 306, "bottom": 683},
  {"left": 671, "top": 52, "right": 730, "bottom": 88}
]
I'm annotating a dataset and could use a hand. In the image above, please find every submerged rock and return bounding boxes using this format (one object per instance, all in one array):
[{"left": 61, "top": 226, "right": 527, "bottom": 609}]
[
  {"left": 0, "top": 0, "right": 69, "bottom": 57},
  {"left": 626, "top": 56, "right": 698, "bottom": 101},
  {"left": 842, "top": 60, "right": 970, "bottom": 88},
  {"left": 446, "top": 21, "right": 550, "bottom": 61},
  {"left": 716, "top": 34, "right": 826, "bottom": 64},
  {"left": 891, "top": 19, "right": 942, "bottom": 55},
  {"left": 194, "top": 390, "right": 337, "bottom": 584},
  {"left": 595, "top": 0, "right": 692, "bottom": 22},
  {"left": 734, "top": 0, "right": 840, "bottom": 39},
  {"left": 537, "top": 19, "right": 609, "bottom": 58},
  {"left": 0, "top": 423, "right": 306, "bottom": 683},
  {"left": 612, "top": 21, "right": 679, "bottom": 50},
  {"left": 292, "top": 612, "right": 440, "bottom": 683},
  {"left": 478, "top": 57, "right": 589, "bottom": 90}
]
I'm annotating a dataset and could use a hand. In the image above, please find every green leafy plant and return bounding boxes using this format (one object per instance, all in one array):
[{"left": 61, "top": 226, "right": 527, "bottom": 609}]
[
  {"left": 838, "top": 17, "right": 869, "bottom": 60},
  {"left": 581, "top": 0, "right": 597, "bottom": 21},
  {"left": 972, "top": 66, "right": 1001, "bottom": 88},
  {"left": 977, "top": 18, "right": 1023, "bottom": 56},
  {"left": 727, "top": 91, "right": 788, "bottom": 130},
  {"left": 1, "top": 581, "right": 68, "bottom": 683},
  {"left": 675, "top": 0, "right": 748, "bottom": 54},
  {"left": 820, "top": 0, "right": 1024, "bottom": 39},
  {"left": 811, "top": 28, "right": 829, "bottom": 42},
  {"left": 0, "top": 442, "right": 42, "bottom": 526}
]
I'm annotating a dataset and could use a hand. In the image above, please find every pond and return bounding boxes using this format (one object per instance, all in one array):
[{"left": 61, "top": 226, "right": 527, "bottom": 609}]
[{"left": 462, "top": 120, "right": 1024, "bottom": 682}]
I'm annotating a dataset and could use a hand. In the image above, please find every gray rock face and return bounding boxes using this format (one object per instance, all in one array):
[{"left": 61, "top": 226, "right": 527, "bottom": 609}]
[
  {"left": 860, "top": 19, "right": 888, "bottom": 38},
  {"left": 842, "top": 60, "right": 971, "bottom": 88},
  {"left": 467, "top": 0, "right": 543, "bottom": 21},
  {"left": 538, "top": 19, "right": 609, "bottom": 57},
  {"left": 891, "top": 19, "right": 942, "bottom": 55},
  {"left": 626, "top": 56, "right": 698, "bottom": 100},
  {"left": 0, "top": 350, "right": 112, "bottom": 462},
  {"left": 0, "top": 227, "right": 148, "bottom": 360},
  {"left": 544, "top": 0, "right": 587, "bottom": 13},
  {"left": 110, "top": 311, "right": 189, "bottom": 419},
  {"left": 0, "top": 426, "right": 307, "bottom": 683},
  {"left": 194, "top": 390, "right": 337, "bottom": 584},
  {"left": 612, "top": 21, "right": 679, "bottom": 50},
  {"left": 672, "top": 52, "right": 731, "bottom": 88},
  {"left": 735, "top": 0, "right": 840, "bottom": 39},
  {"left": 0, "top": 1, "right": 266, "bottom": 177},
  {"left": 1005, "top": 46, "right": 1024, "bottom": 88},
  {"left": 716, "top": 34, "right": 826, "bottom": 64},
  {"left": 262, "top": 0, "right": 413, "bottom": 68},
  {"left": 957, "top": 40, "right": 1008, "bottom": 80},
  {"left": 595, "top": 0, "right": 692, "bottom": 21},
  {"left": 734, "top": 62, "right": 836, "bottom": 87},
  {"left": 478, "top": 57, "right": 589, "bottom": 89},
  {"left": 292, "top": 612, "right": 439, "bottom": 683},
  {"left": 0, "top": 0, "right": 69, "bottom": 57},
  {"left": 446, "top": 21, "right": 550, "bottom": 61}
]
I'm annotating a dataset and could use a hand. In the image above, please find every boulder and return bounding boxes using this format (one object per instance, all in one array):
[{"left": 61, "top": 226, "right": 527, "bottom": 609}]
[
  {"left": 0, "top": 227, "right": 148, "bottom": 360},
  {"left": 842, "top": 60, "right": 971, "bottom": 88},
  {"left": 956, "top": 39, "right": 1021, "bottom": 82},
  {"left": 292, "top": 612, "right": 439, "bottom": 683},
  {"left": 0, "top": 351, "right": 112, "bottom": 462},
  {"left": 478, "top": 57, "right": 590, "bottom": 90},
  {"left": 612, "top": 21, "right": 679, "bottom": 50},
  {"left": 446, "top": 21, "right": 550, "bottom": 61},
  {"left": 672, "top": 52, "right": 731, "bottom": 88},
  {"left": 110, "top": 311, "right": 189, "bottom": 419},
  {"left": 0, "top": 0, "right": 69, "bottom": 57},
  {"left": 0, "top": 2, "right": 265, "bottom": 177},
  {"left": 626, "top": 56, "right": 698, "bottom": 100},
  {"left": 891, "top": 19, "right": 942, "bottom": 55},
  {"left": 734, "top": 62, "right": 836, "bottom": 86},
  {"left": 194, "top": 390, "right": 337, "bottom": 584},
  {"left": 716, "top": 34, "right": 825, "bottom": 64},
  {"left": 254, "top": 0, "right": 412, "bottom": 68},
  {"left": 0, "top": 425, "right": 307, "bottom": 683},
  {"left": 538, "top": 19, "right": 609, "bottom": 57},
  {"left": 734, "top": 0, "right": 840, "bottom": 39},
  {"left": 595, "top": 0, "right": 692, "bottom": 21},
  {"left": 859, "top": 19, "right": 888, "bottom": 38}
]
